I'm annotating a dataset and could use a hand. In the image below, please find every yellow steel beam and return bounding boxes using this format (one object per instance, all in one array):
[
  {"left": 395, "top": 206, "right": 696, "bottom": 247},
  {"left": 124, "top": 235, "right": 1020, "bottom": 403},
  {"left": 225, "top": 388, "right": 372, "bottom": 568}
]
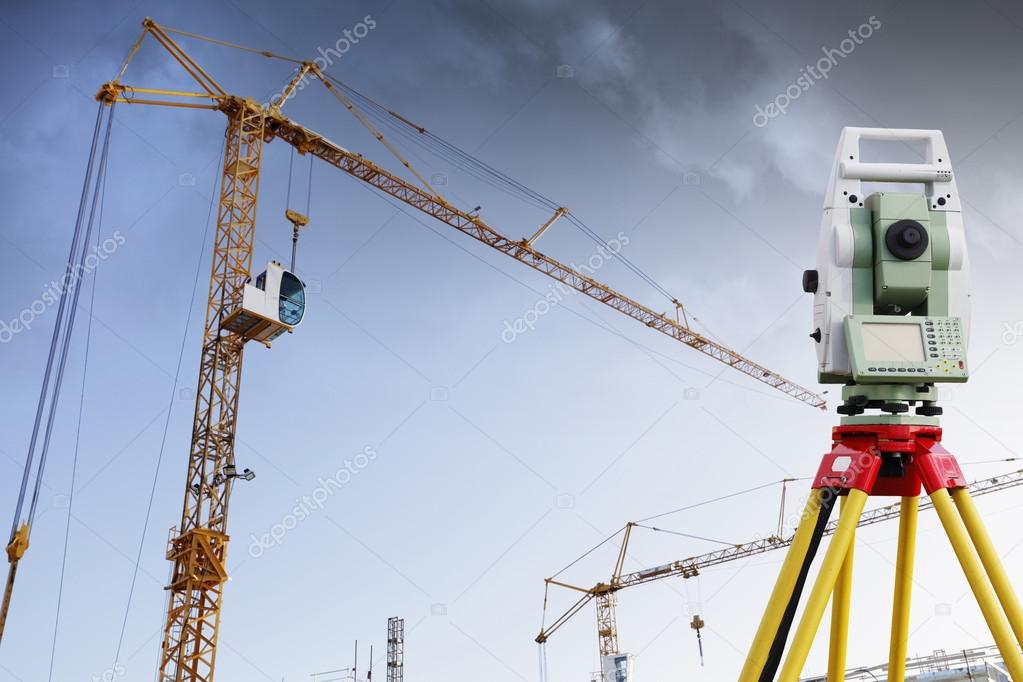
[
  {"left": 740, "top": 489, "right": 827, "bottom": 680},
  {"left": 888, "top": 496, "right": 918, "bottom": 682},
  {"left": 827, "top": 496, "right": 856, "bottom": 682},
  {"left": 157, "top": 102, "right": 265, "bottom": 682},
  {"left": 930, "top": 488, "right": 1023, "bottom": 680},
  {"left": 778, "top": 489, "right": 868, "bottom": 682},
  {"left": 952, "top": 488, "right": 1023, "bottom": 648},
  {"left": 0, "top": 524, "right": 29, "bottom": 642}
]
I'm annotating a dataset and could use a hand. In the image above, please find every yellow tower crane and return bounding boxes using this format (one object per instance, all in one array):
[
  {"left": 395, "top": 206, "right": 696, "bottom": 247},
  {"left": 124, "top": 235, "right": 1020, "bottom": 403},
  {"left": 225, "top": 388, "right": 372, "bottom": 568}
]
[
  {"left": 3, "top": 18, "right": 825, "bottom": 680},
  {"left": 536, "top": 468, "right": 1023, "bottom": 678}
]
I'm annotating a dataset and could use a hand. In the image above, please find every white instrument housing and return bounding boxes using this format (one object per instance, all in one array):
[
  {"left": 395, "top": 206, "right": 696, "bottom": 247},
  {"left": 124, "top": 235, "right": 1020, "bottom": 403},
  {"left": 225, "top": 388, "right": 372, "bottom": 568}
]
[{"left": 812, "top": 127, "right": 970, "bottom": 379}]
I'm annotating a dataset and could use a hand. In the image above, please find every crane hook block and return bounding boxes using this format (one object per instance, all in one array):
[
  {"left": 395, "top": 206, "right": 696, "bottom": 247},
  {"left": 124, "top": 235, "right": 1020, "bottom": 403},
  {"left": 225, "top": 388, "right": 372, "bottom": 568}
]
[
  {"left": 285, "top": 209, "right": 309, "bottom": 228},
  {"left": 6, "top": 524, "right": 29, "bottom": 563},
  {"left": 221, "top": 261, "right": 306, "bottom": 347}
]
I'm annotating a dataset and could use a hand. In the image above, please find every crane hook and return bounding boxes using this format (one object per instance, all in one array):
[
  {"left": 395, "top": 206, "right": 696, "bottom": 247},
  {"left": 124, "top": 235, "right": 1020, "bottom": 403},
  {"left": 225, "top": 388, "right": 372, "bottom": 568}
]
[
  {"left": 285, "top": 209, "right": 309, "bottom": 272},
  {"left": 690, "top": 614, "right": 706, "bottom": 666}
]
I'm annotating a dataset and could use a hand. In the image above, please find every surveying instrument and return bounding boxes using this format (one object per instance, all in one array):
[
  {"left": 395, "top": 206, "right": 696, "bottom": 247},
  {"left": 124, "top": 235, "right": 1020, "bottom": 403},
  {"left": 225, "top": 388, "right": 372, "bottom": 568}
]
[{"left": 740, "top": 127, "right": 1023, "bottom": 681}]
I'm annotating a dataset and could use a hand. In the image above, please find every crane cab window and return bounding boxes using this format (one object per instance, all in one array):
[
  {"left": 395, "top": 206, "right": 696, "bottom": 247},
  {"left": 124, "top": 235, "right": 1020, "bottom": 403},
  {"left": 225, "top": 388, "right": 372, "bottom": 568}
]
[{"left": 279, "top": 271, "right": 305, "bottom": 325}]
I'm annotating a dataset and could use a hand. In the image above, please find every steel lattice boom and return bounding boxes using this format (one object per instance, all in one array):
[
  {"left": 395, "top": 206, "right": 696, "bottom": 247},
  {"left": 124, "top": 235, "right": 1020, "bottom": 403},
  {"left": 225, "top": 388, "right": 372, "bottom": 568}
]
[
  {"left": 536, "top": 468, "right": 1023, "bottom": 647},
  {"left": 266, "top": 109, "right": 825, "bottom": 410}
]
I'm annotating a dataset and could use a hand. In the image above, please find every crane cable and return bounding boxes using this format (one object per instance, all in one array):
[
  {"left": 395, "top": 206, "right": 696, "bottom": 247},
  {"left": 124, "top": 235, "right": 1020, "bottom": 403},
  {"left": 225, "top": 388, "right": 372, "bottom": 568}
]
[
  {"left": 284, "top": 145, "right": 310, "bottom": 217},
  {"left": 320, "top": 73, "right": 722, "bottom": 333},
  {"left": 777, "top": 479, "right": 791, "bottom": 539},
  {"left": 48, "top": 158, "right": 106, "bottom": 681},
  {"left": 8, "top": 102, "right": 105, "bottom": 536},
  {"left": 548, "top": 527, "right": 626, "bottom": 582},
  {"left": 110, "top": 139, "right": 225, "bottom": 669},
  {"left": 306, "top": 152, "right": 314, "bottom": 216},
  {"left": 26, "top": 106, "right": 115, "bottom": 526},
  {"left": 629, "top": 524, "right": 736, "bottom": 547},
  {"left": 1, "top": 101, "right": 114, "bottom": 643},
  {"left": 327, "top": 75, "right": 683, "bottom": 303},
  {"left": 331, "top": 92, "right": 724, "bottom": 340},
  {"left": 157, "top": 22, "right": 304, "bottom": 64},
  {"left": 286, "top": 144, "right": 295, "bottom": 206},
  {"left": 636, "top": 477, "right": 810, "bottom": 524}
]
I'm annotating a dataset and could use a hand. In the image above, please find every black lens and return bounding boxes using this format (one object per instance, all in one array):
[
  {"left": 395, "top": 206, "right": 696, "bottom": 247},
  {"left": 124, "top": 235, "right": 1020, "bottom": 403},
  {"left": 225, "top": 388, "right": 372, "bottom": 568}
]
[{"left": 885, "top": 219, "right": 928, "bottom": 260}]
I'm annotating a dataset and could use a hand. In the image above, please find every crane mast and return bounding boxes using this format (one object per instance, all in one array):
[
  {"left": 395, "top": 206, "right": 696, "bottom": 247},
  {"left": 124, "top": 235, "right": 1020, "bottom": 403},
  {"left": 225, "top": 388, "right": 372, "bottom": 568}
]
[
  {"left": 75, "top": 17, "right": 829, "bottom": 681},
  {"left": 156, "top": 103, "right": 264, "bottom": 681},
  {"left": 97, "top": 21, "right": 281, "bottom": 681}
]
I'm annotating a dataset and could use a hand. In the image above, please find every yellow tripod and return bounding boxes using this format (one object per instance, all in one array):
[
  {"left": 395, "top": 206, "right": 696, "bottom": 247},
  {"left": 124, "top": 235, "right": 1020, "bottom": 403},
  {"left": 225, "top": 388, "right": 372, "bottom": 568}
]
[{"left": 740, "top": 423, "right": 1023, "bottom": 681}]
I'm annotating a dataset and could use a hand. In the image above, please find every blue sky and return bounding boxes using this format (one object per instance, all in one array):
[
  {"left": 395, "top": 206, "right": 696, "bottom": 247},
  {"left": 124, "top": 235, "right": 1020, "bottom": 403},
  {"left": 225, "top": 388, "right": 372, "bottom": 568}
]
[{"left": 4, "top": 1, "right": 1023, "bottom": 680}]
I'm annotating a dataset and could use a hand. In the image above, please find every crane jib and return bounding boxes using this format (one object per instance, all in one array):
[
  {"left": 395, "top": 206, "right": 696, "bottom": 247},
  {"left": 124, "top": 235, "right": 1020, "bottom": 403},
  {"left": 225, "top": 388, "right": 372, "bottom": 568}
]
[{"left": 268, "top": 116, "right": 826, "bottom": 410}]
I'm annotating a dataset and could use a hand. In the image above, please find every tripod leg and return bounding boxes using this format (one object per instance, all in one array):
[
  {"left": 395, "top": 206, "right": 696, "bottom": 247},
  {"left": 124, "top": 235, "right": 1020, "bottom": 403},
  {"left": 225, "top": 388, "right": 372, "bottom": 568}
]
[
  {"left": 930, "top": 488, "right": 1023, "bottom": 680},
  {"left": 887, "top": 496, "right": 918, "bottom": 682},
  {"left": 827, "top": 496, "right": 856, "bottom": 682},
  {"left": 777, "top": 488, "right": 868, "bottom": 682},
  {"left": 739, "top": 489, "right": 833, "bottom": 682},
  {"left": 952, "top": 487, "right": 1023, "bottom": 648}
]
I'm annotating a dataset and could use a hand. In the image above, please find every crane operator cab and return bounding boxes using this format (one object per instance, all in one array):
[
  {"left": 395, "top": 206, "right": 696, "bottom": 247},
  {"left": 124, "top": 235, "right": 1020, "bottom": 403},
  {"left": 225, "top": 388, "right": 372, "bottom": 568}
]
[{"left": 222, "top": 260, "right": 305, "bottom": 346}]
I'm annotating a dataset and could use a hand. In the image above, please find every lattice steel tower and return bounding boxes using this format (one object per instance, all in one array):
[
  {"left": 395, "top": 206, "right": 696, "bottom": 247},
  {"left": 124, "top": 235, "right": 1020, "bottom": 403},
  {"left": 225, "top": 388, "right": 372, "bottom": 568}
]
[{"left": 387, "top": 617, "right": 404, "bottom": 682}]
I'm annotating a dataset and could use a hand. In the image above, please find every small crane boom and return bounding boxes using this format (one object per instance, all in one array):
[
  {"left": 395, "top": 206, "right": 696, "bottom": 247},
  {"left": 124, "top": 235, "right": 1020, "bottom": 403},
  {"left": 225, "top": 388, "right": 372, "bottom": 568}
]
[{"left": 536, "top": 468, "right": 1023, "bottom": 658}]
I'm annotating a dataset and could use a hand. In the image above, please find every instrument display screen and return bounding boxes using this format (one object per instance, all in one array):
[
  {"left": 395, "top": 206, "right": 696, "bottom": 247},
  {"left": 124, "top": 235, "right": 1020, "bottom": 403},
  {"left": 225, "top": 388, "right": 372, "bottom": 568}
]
[
  {"left": 861, "top": 322, "right": 926, "bottom": 362},
  {"left": 844, "top": 315, "right": 967, "bottom": 384}
]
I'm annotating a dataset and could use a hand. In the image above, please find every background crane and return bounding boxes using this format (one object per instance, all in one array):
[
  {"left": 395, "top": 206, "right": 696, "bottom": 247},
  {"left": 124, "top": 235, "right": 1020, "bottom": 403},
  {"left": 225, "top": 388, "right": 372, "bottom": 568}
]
[
  {"left": 5, "top": 17, "right": 825, "bottom": 680},
  {"left": 535, "top": 467, "right": 1023, "bottom": 677}
]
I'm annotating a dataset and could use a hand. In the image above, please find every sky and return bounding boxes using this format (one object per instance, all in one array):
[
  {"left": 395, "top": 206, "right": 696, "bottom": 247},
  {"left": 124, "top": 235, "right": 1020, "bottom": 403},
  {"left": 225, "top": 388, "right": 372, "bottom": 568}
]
[{"left": 3, "top": 0, "right": 1023, "bottom": 680}]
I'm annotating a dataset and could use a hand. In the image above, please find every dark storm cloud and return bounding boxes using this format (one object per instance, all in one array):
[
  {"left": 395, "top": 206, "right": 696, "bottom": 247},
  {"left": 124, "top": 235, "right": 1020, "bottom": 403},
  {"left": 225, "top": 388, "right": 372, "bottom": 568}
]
[
  {"left": 367, "top": 0, "right": 885, "bottom": 195},
  {"left": 414, "top": 0, "right": 774, "bottom": 124}
]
